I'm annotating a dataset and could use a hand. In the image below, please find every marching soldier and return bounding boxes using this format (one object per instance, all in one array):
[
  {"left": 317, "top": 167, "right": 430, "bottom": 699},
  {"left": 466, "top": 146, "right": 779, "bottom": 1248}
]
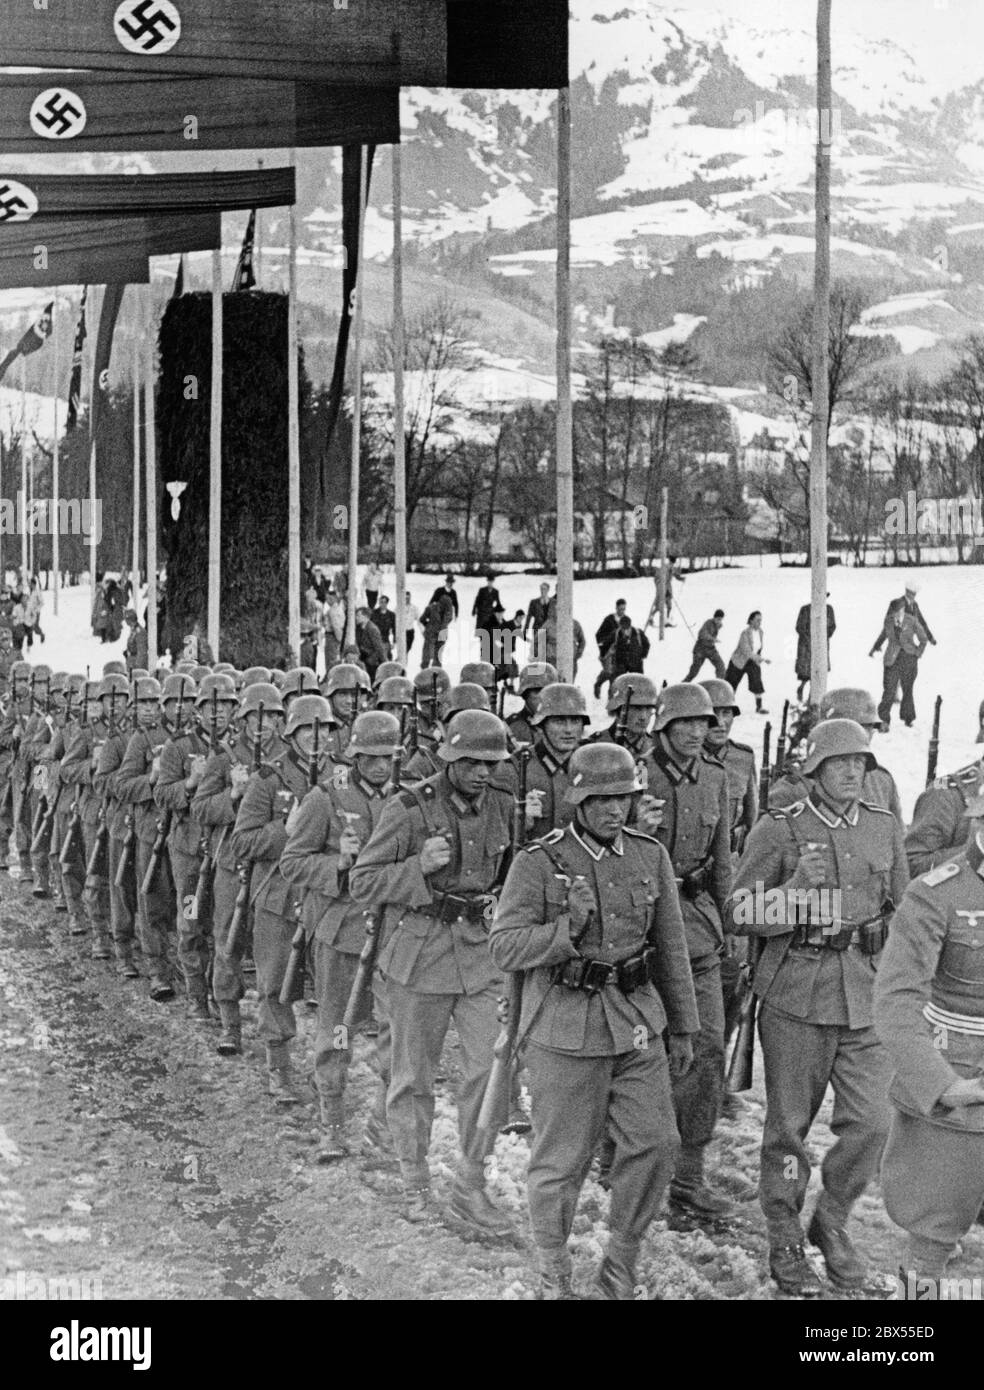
[
  {"left": 10, "top": 665, "right": 40, "bottom": 883},
  {"left": 404, "top": 683, "right": 489, "bottom": 783},
  {"left": 193, "top": 681, "right": 286, "bottom": 1056},
  {"left": 58, "top": 679, "right": 105, "bottom": 942},
  {"left": 699, "top": 678, "right": 758, "bottom": 851},
  {"left": 875, "top": 794, "right": 984, "bottom": 1296},
  {"left": 156, "top": 672, "right": 237, "bottom": 1020},
  {"left": 460, "top": 662, "right": 497, "bottom": 702},
  {"left": 349, "top": 709, "right": 516, "bottom": 1237},
  {"left": 505, "top": 663, "right": 558, "bottom": 746},
  {"left": 31, "top": 672, "right": 71, "bottom": 911},
  {"left": 117, "top": 673, "right": 192, "bottom": 1002},
  {"left": 95, "top": 676, "right": 150, "bottom": 977},
  {"left": 490, "top": 743, "right": 699, "bottom": 1299},
  {"left": 587, "top": 673, "right": 659, "bottom": 767},
  {"left": 232, "top": 693, "right": 334, "bottom": 1103},
  {"left": 515, "top": 682, "right": 589, "bottom": 834},
  {"left": 906, "top": 753, "right": 982, "bottom": 876},
  {"left": 375, "top": 676, "right": 414, "bottom": 722},
  {"left": 23, "top": 665, "right": 56, "bottom": 899},
  {"left": 0, "top": 660, "right": 31, "bottom": 871},
  {"left": 730, "top": 719, "right": 908, "bottom": 1295},
  {"left": 46, "top": 675, "right": 87, "bottom": 932},
  {"left": 76, "top": 674, "right": 128, "bottom": 956},
  {"left": 281, "top": 710, "right": 401, "bottom": 1162},
  {"left": 372, "top": 661, "right": 406, "bottom": 694},
  {"left": 412, "top": 668, "right": 451, "bottom": 748},
  {"left": 644, "top": 682, "right": 734, "bottom": 1225},
  {"left": 770, "top": 689, "right": 903, "bottom": 823},
  {"left": 323, "top": 663, "right": 371, "bottom": 760}
]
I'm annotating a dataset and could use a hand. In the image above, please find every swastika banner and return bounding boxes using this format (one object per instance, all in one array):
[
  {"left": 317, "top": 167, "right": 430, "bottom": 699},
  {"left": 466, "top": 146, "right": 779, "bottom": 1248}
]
[
  {"left": 0, "top": 75, "right": 400, "bottom": 154},
  {"left": 0, "top": 212, "right": 221, "bottom": 289},
  {"left": 0, "top": 169, "right": 295, "bottom": 224},
  {"left": 0, "top": 0, "right": 447, "bottom": 83}
]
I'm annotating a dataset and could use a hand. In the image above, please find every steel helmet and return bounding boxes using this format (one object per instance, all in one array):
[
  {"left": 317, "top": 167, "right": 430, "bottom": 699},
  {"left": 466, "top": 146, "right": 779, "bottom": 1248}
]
[
  {"left": 175, "top": 661, "right": 198, "bottom": 677},
  {"left": 376, "top": 676, "right": 414, "bottom": 707},
  {"left": 324, "top": 662, "right": 371, "bottom": 697},
  {"left": 285, "top": 694, "right": 337, "bottom": 740},
  {"left": 269, "top": 669, "right": 287, "bottom": 691},
  {"left": 192, "top": 665, "right": 212, "bottom": 683},
  {"left": 49, "top": 671, "right": 69, "bottom": 694},
  {"left": 213, "top": 662, "right": 236, "bottom": 676},
  {"left": 281, "top": 667, "right": 320, "bottom": 700},
  {"left": 99, "top": 672, "right": 130, "bottom": 700},
  {"left": 518, "top": 662, "right": 558, "bottom": 696},
  {"left": 348, "top": 711, "right": 401, "bottom": 758},
  {"left": 699, "top": 678, "right": 740, "bottom": 716},
  {"left": 67, "top": 674, "right": 86, "bottom": 695},
  {"left": 102, "top": 660, "right": 126, "bottom": 677},
  {"left": 131, "top": 677, "right": 163, "bottom": 703},
  {"left": 242, "top": 666, "right": 273, "bottom": 688},
  {"left": 606, "top": 673, "right": 660, "bottom": 715},
  {"left": 531, "top": 683, "right": 589, "bottom": 726},
  {"left": 413, "top": 669, "right": 452, "bottom": 704},
  {"left": 565, "top": 744, "right": 644, "bottom": 804},
  {"left": 129, "top": 668, "right": 150, "bottom": 681},
  {"left": 442, "top": 683, "right": 491, "bottom": 718},
  {"left": 240, "top": 682, "right": 283, "bottom": 715},
  {"left": 459, "top": 662, "right": 496, "bottom": 695},
  {"left": 372, "top": 660, "right": 407, "bottom": 689},
  {"left": 800, "top": 719, "right": 875, "bottom": 775},
  {"left": 438, "top": 710, "right": 509, "bottom": 763},
  {"left": 653, "top": 682, "right": 719, "bottom": 732},
  {"left": 819, "top": 688, "right": 879, "bottom": 730},
  {"left": 31, "top": 664, "right": 52, "bottom": 684},
  {"left": 195, "top": 673, "right": 238, "bottom": 705},
  {"left": 10, "top": 660, "right": 31, "bottom": 685},
  {"left": 81, "top": 678, "right": 103, "bottom": 705},
  {"left": 162, "top": 673, "right": 197, "bottom": 703}
]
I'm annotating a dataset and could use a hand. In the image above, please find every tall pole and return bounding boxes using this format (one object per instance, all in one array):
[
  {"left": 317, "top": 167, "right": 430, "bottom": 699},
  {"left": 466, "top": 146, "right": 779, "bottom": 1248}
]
[
  {"left": 20, "top": 355, "right": 28, "bottom": 577},
  {"left": 658, "top": 485, "right": 668, "bottom": 642},
  {"left": 88, "top": 286, "right": 100, "bottom": 604},
  {"left": 345, "top": 145, "right": 367, "bottom": 650},
  {"left": 287, "top": 160, "right": 301, "bottom": 668},
  {"left": 131, "top": 314, "right": 141, "bottom": 618},
  {"left": 208, "top": 242, "right": 223, "bottom": 659},
  {"left": 809, "top": 0, "right": 832, "bottom": 709},
  {"left": 555, "top": 85, "right": 574, "bottom": 683},
  {"left": 392, "top": 140, "right": 408, "bottom": 665},
  {"left": 51, "top": 291, "right": 60, "bottom": 613},
  {"left": 144, "top": 287, "right": 158, "bottom": 669}
]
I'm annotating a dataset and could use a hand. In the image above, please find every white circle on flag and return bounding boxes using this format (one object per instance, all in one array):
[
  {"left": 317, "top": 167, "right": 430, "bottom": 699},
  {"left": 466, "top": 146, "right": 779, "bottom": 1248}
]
[
  {"left": 114, "top": 0, "right": 182, "bottom": 55},
  {"left": 29, "top": 88, "right": 88, "bottom": 140},
  {"left": 0, "top": 180, "right": 38, "bottom": 223}
]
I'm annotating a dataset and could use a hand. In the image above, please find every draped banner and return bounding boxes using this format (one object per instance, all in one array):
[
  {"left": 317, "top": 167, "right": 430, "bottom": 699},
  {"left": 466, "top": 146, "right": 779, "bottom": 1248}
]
[
  {"left": 0, "top": 0, "right": 446, "bottom": 82},
  {"left": 90, "top": 279, "right": 127, "bottom": 444},
  {"left": 0, "top": 75, "right": 401, "bottom": 153},
  {"left": 0, "top": 168, "right": 295, "bottom": 222},
  {"left": 0, "top": 212, "right": 221, "bottom": 289},
  {"left": 0, "top": 301, "right": 53, "bottom": 385},
  {"left": 66, "top": 286, "right": 89, "bottom": 432}
]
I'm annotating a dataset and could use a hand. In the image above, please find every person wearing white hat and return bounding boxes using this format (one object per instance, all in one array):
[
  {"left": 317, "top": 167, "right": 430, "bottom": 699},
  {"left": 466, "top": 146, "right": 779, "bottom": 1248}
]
[{"left": 870, "top": 585, "right": 936, "bottom": 729}]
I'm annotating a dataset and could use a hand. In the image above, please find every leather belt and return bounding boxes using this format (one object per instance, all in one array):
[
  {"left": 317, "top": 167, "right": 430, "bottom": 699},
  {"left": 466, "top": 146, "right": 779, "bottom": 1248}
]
[{"left": 420, "top": 890, "right": 496, "bottom": 925}]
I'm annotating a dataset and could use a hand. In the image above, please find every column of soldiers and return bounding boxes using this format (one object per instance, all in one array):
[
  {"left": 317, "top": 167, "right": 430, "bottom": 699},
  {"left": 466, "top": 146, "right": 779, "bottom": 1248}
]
[{"left": 3, "top": 647, "right": 981, "bottom": 1303}]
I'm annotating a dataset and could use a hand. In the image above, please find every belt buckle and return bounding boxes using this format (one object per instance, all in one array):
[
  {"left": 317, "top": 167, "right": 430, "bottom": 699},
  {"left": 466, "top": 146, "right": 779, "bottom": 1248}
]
[{"left": 583, "top": 960, "right": 612, "bottom": 993}]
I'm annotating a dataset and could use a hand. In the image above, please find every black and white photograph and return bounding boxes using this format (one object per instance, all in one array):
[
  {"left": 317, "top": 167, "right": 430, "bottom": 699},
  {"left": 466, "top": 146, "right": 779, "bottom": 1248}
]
[{"left": 0, "top": 0, "right": 981, "bottom": 1354}]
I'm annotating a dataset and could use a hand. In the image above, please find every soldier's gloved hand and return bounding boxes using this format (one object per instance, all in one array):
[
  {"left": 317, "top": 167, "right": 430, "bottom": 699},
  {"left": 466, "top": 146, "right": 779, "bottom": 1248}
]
[
  {"left": 525, "top": 789, "right": 544, "bottom": 823},
  {"left": 420, "top": 835, "right": 453, "bottom": 875},
  {"left": 939, "top": 1077, "right": 984, "bottom": 1109},
  {"left": 787, "top": 844, "right": 825, "bottom": 890},
  {"left": 668, "top": 1034, "right": 694, "bottom": 1079},
  {"left": 568, "top": 877, "right": 595, "bottom": 933},
  {"left": 637, "top": 794, "right": 666, "bottom": 836}
]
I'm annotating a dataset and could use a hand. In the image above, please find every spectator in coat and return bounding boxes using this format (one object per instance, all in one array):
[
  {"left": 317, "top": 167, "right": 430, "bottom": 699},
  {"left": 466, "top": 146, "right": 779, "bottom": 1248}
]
[
  {"left": 726, "top": 610, "right": 769, "bottom": 714},
  {"left": 24, "top": 578, "right": 44, "bottom": 646},
  {"left": 124, "top": 609, "right": 149, "bottom": 674},
  {"left": 354, "top": 607, "right": 388, "bottom": 681},
  {"left": 372, "top": 595, "right": 396, "bottom": 656},
  {"left": 323, "top": 593, "right": 346, "bottom": 670},
  {"left": 471, "top": 572, "right": 504, "bottom": 666},
  {"left": 593, "top": 598, "right": 628, "bottom": 698},
  {"left": 610, "top": 615, "right": 650, "bottom": 678},
  {"left": 91, "top": 578, "right": 111, "bottom": 643},
  {"left": 684, "top": 609, "right": 726, "bottom": 681},
  {"left": 429, "top": 573, "right": 459, "bottom": 622},
  {"left": 364, "top": 562, "right": 383, "bottom": 610},
  {"left": 544, "top": 602, "right": 586, "bottom": 681},
  {"left": 523, "top": 582, "right": 552, "bottom": 659},
  {"left": 795, "top": 596, "right": 836, "bottom": 703},
  {"left": 403, "top": 591, "right": 419, "bottom": 656},
  {"left": 419, "top": 591, "right": 453, "bottom": 669},
  {"left": 870, "top": 583, "right": 936, "bottom": 729}
]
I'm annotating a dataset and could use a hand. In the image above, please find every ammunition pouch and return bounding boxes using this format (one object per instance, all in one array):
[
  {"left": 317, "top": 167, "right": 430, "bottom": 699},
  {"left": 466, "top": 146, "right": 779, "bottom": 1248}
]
[
  {"left": 793, "top": 901, "right": 893, "bottom": 958},
  {"left": 678, "top": 858, "right": 713, "bottom": 901},
  {"left": 422, "top": 890, "right": 496, "bottom": 926},
  {"left": 557, "top": 945, "right": 658, "bottom": 996}
]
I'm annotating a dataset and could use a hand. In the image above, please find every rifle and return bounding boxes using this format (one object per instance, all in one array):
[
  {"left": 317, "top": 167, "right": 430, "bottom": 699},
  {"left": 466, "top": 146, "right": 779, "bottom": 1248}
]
[
  {"left": 926, "top": 695, "right": 942, "bottom": 788},
  {"left": 84, "top": 685, "right": 120, "bottom": 888},
  {"left": 614, "top": 683, "right": 635, "bottom": 747},
  {"left": 407, "top": 696, "right": 419, "bottom": 754},
  {"left": 278, "top": 719, "right": 320, "bottom": 1006},
  {"left": 140, "top": 686, "right": 186, "bottom": 896},
  {"left": 758, "top": 720, "right": 772, "bottom": 812},
  {"left": 188, "top": 689, "right": 222, "bottom": 921},
  {"left": 342, "top": 742, "right": 405, "bottom": 1030},
  {"left": 496, "top": 682, "right": 506, "bottom": 720},
  {"left": 775, "top": 700, "right": 790, "bottom": 776},
  {"left": 58, "top": 692, "right": 89, "bottom": 869},
  {"left": 725, "top": 936, "right": 763, "bottom": 1094},
  {"left": 224, "top": 703, "right": 266, "bottom": 960},
  {"left": 477, "top": 745, "right": 532, "bottom": 1139}
]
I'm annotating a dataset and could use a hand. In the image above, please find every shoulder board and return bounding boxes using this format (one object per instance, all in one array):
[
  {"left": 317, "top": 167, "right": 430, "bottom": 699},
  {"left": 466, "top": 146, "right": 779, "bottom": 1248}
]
[
  {"left": 623, "top": 826, "right": 661, "bottom": 845},
  {"left": 730, "top": 740, "right": 755, "bottom": 755},
  {"left": 859, "top": 800, "right": 894, "bottom": 816},
  {"left": 922, "top": 860, "right": 961, "bottom": 888}
]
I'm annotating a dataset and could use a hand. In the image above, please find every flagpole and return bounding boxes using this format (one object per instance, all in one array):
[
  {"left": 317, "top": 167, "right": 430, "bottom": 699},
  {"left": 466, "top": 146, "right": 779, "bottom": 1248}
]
[
  {"left": 287, "top": 158, "right": 301, "bottom": 668},
  {"left": 345, "top": 145, "right": 367, "bottom": 651},
  {"left": 392, "top": 140, "right": 407, "bottom": 665},
  {"left": 52, "top": 292, "right": 60, "bottom": 615},
  {"left": 144, "top": 287, "right": 158, "bottom": 669},
  {"left": 88, "top": 286, "right": 99, "bottom": 607},
  {"left": 208, "top": 241, "right": 223, "bottom": 660},
  {"left": 809, "top": 0, "right": 832, "bottom": 710},
  {"left": 28, "top": 362, "right": 35, "bottom": 579},
  {"left": 555, "top": 84, "right": 575, "bottom": 683},
  {"left": 132, "top": 309, "right": 141, "bottom": 623},
  {"left": 20, "top": 356, "right": 28, "bottom": 578}
]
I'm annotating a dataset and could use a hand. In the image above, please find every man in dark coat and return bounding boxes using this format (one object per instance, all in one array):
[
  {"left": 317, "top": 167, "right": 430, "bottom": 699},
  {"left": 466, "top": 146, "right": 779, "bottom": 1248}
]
[
  {"left": 471, "top": 573, "right": 504, "bottom": 666},
  {"left": 593, "top": 598, "right": 628, "bottom": 698},
  {"left": 870, "top": 583, "right": 936, "bottom": 730},
  {"left": 428, "top": 573, "right": 459, "bottom": 621},
  {"left": 610, "top": 615, "right": 650, "bottom": 679},
  {"left": 354, "top": 607, "right": 388, "bottom": 682},
  {"left": 795, "top": 597, "right": 836, "bottom": 703}
]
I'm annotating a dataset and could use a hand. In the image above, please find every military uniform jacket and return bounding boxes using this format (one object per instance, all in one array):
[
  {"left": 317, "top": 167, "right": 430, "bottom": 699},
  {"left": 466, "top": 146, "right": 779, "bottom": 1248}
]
[
  {"left": 155, "top": 729, "right": 213, "bottom": 857},
  {"left": 0, "top": 698, "right": 29, "bottom": 776},
  {"left": 490, "top": 823, "right": 699, "bottom": 1055},
  {"left": 36, "top": 722, "right": 74, "bottom": 816},
  {"left": 905, "top": 761, "right": 982, "bottom": 876},
  {"left": 94, "top": 727, "right": 134, "bottom": 840},
  {"left": 280, "top": 770, "right": 394, "bottom": 954},
  {"left": 403, "top": 738, "right": 443, "bottom": 784},
  {"left": 497, "top": 739, "right": 575, "bottom": 833},
  {"left": 117, "top": 724, "right": 171, "bottom": 844},
  {"left": 348, "top": 770, "right": 512, "bottom": 996},
  {"left": 730, "top": 795, "right": 909, "bottom": 1027},
  {"left": 60, "top": 720, "right": 109, "bottom": 826},
  {"left": 771, "top": 762, "right": 903, "bottom": 824},
  {"left": 193, "top": 735, "right": 287, "bottom": 873},
  {"left": 706, "top": 739, "right": 758, "bottom": 835},
  {"left": 231, "top": 750, "right": 312, "bottom": 917},
  {"left": 643, "top": 736, "right": 732, "bottom": 958},
  {"left": 875, "top": 844, "right": 984, "bottom": 1132}
]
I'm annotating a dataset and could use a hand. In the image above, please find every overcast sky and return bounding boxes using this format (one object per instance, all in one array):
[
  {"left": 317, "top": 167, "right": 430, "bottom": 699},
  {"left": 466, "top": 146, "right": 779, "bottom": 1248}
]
[{"left": 671, "top": 0, "right": 983, "bottom": 95}]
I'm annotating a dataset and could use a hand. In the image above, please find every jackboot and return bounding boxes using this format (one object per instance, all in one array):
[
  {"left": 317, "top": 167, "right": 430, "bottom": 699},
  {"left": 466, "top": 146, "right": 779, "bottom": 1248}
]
[
  {"left": 216, "top": 1001, "right": 242, "bottom": 1056},
  {"left": 402, "top": 1185, "right": 439, "bottom": 1225},
  {"left": 188, "top": 996, "right": 212, "bottom": 1025},
  {"left": 67, "top": 912, "right": 87, "bottom": 937},
  {"left": 149, "top": 975, "right": 175, "bottom": 1003},
  {"left": 448, "top": 1179, "right": 515, "bottom": 1239},
  {"left": 266, "top": 1043, "right": 308, "bottom": 1105},
  {"left": 115, "top": 944, "right": 140, "bottom": 979},
  {"left": 316, "top": 1097, "right": 350, "bottom": 1163},
  {"left": 669, "top": 1145, "right": 736, "bottom": 1225},
  {"left": 360, "top": 1112, "right": 398, "bottom": 1167},
  {"left": 594, "top": 1235, "right": 641, "bottom": 1301},
  {"left": 535, "top": 1247, "right": 579, "bottom": 1301},
  {"left": 90, "top": 922, "right": 112, "bottom": 960}
]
